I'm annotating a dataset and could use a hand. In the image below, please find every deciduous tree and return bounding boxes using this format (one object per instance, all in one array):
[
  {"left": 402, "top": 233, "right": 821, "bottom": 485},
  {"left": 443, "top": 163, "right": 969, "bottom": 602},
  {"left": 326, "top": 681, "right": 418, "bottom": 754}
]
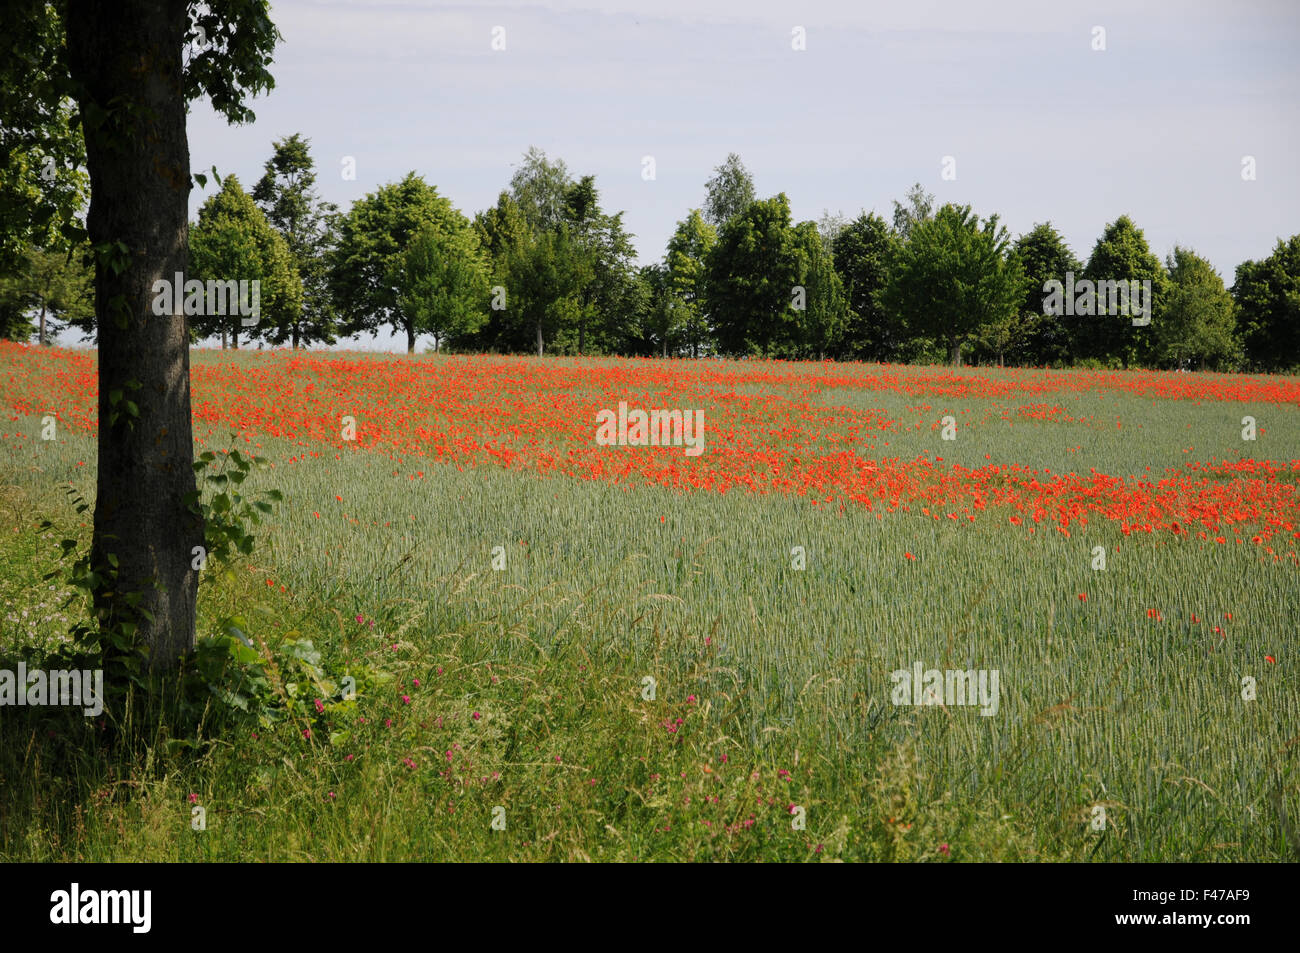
[
  {"left": 703, "top": 152, "right": 756, "bottom": 229},
  {"left": 328, "top": 172, "right": 454, "bottom": 353},
  {"left": 252, "top": 133, "right": 338, "bottom": 348},
  {"left": 189, "top": 175, "right": 301, "bottom": 348},
  {"left": 1233, "top": 234, "right": 1300, "bottom": 372},
  {"left": 884, "top": 203, "right": 1024, "bottom": 367}
]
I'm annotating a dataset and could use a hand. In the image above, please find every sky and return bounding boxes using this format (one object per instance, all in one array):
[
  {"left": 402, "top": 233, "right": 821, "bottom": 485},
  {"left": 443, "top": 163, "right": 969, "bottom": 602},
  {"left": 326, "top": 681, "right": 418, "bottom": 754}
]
[{"left": 135, "top": 0, "right": 1300, "bottom": 351}]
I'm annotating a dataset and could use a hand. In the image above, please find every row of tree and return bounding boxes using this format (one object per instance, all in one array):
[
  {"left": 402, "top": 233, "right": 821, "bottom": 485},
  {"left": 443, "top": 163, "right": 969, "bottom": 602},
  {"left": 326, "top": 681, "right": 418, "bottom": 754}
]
[{"left": 4, "top": 141, "right": 1298, "bottom": 370}]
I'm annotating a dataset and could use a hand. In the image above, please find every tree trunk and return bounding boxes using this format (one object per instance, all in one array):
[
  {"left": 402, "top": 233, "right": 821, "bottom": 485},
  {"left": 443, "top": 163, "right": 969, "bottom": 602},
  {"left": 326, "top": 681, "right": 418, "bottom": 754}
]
[
  {"left": 406, "top": 320, "right": 415, "bottom": 354},
  {"left": 950, "top": 340, "right": 963, "bottom": 367},
  {"left": 292, "top": 323, "right": 299, "bottom": 349},
  {"left": 232, "top": 323, "right": 239, "bottom": 349},
  {"left": 536, "top": 320, "right": 543, "bottom": 357},
  {"left": 221, "top": 327, "right": 227, "bottom": 349},
  {"left": 39, "top": 303, "right": 47, "bottom": 346},
  {"left": 68, "top": 0, "right": 201, "bottom": 673}
]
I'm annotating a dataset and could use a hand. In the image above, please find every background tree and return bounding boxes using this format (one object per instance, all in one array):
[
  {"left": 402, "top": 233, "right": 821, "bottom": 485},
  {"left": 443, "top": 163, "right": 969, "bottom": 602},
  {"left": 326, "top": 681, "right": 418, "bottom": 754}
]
[
  {"left": 891, "top": 182, "right": 934, "bottom": 242},
  {"left": 1079, "top": 215, "right": 1167, "bottom": 368},
  {"left": 478, "top": 151, "right": 587, "bottom": 354},
  {"left": 470, "top": 191, "right": 530, "bottom": 353},
  {"left": 705, "top": 193, "right": 802, "bottom": 357},
  {"left": 624, "top": 262, "right": 674, "bottom": 357},
  {"left": 792, "top": 220, "right": 848, "bottom": 359},
  {"left": 252, "top": 132, "right": 337, "bottom": 348},
  {"left": 1232, "top": 234, "right": 1300, "bottom": 372},
  {"left": 511, "top": 224, "right": 587, "bottom": 356},
  {"left": 474, "top": 151, "right": 635, "bottom": 357},
  {"left": 816, "top": 210, "right": 848, "bottom": 251},
  {"left": 1156, "top": 247, "right": 1238, "bottom": 370},
  {"left": 189, "top": 175, "right": 301, "bottom": 349},
  {"left": 884, "top": 203, "right": 1025, "bottom": 366},
  {"left": 474, "top": 191, "right": 531, "bottom": 268},
  {"left": 560, "top": 174, "right": 636, "bottom": 354},
  {"left": 0, "top": 244, "right": 91, "bottom": 343},
  {"left": 0, "top": 1, "right": 90, "bottom": 343},
  {"left": 0, "top": 2, "right": 89, "bottom": 287},
  {"left": 1010, "top": 222, "right": 1080, "bottom": 366},
  {"left": 703, "top": 152, "right": 756, "bottom": 229},
  {"left": 664, "top": 210, "right": 716, "bottom": 358},
  {"left": 0, "top": 269, "right": 35, "bottom": 341},
  {"left": 832, "top": 212, "right": 897, "bottom": 361},
  {"left": 328, "top": 172, "right": 453, "bottom": 353},
  {"left": 467, "top": 191, "right": 587, "bottom": 356},
  {"left": 972, "top": 308, "right": 1035, "bottom": 368},
  {"left": 397, "top": 220, "right": 490, "bottom": 352},
  {"left": 509, "top": 146, "right": 573, "bottom": 234},
  {"left": 22, "top": 244, "right": 95, "bottom": 345}
]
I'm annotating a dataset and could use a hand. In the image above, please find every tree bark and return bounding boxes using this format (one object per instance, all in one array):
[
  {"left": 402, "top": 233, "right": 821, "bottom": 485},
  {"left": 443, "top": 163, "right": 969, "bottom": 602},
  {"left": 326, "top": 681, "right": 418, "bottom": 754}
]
[
  {"left": 406, "top": 320, "right": 415, "bottom": 354},
  {"left": 68, "top": 0, "right": 202, "bottom": 673},
  {"left": 536, "top": 320, "right": 543, "bottom": 357},
  {"left": 950, "top": 339, "right": 963, "bottom": 367},
  {"left": 39, "top": 303, "right": 47, "bottom": 346}
]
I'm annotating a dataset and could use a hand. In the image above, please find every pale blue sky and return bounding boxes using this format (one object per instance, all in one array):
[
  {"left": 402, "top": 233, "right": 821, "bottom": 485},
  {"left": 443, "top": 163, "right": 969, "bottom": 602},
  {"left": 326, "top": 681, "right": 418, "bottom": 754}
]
[{"left": 167, "top": 0, "right": 1300, "bottom": 351}]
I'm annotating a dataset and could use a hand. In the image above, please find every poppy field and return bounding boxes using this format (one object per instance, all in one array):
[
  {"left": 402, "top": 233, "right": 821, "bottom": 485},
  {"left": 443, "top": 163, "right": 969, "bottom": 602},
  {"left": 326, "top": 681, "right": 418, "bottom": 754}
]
[{"left": 2, "top": 342, "right": 1298, "bottom": 861}]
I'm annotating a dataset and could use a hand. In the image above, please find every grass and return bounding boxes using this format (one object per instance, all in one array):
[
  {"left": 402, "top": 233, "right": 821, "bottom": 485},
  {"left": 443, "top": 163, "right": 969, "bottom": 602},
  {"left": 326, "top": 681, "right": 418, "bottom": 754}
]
[{"left": 1, "top": 350, "right": 1297, "bottom": 861}]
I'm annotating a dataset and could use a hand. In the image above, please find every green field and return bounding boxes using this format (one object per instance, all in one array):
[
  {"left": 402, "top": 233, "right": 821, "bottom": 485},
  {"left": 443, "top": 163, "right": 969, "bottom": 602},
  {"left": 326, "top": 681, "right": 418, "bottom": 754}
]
[{"left": 1, "top": 352, "right": 1297, "bottom": 861}]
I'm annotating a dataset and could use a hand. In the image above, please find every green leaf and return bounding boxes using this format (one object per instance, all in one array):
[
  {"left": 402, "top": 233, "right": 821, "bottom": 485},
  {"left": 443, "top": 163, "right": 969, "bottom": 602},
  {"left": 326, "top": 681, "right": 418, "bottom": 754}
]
[{"left": 283, "top": 639, "right": 322, "bottom": 667}]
